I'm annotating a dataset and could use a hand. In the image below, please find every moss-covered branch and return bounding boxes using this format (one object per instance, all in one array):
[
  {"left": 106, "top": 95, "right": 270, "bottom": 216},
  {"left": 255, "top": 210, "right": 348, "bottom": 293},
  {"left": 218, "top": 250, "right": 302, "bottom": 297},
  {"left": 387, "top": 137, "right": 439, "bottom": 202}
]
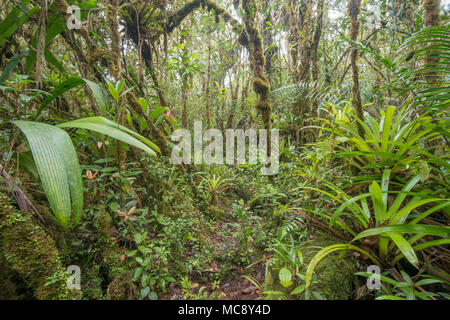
[{"left": 165, "top": 0, "right": 248, "bottom": 46}]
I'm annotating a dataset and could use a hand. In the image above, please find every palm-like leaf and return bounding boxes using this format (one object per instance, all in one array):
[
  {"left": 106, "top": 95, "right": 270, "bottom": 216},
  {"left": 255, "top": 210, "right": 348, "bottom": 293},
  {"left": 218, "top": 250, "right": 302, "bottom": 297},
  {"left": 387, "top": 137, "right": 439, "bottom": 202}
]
[
  {"left": 13, "top": 120, "right": 82, "bottom": 228},
  {"left": 57, "top": 117, "right": 160, "bottom": 155},
  {"left": 14, "top": 117, "right": 159, "bottom": 228}
]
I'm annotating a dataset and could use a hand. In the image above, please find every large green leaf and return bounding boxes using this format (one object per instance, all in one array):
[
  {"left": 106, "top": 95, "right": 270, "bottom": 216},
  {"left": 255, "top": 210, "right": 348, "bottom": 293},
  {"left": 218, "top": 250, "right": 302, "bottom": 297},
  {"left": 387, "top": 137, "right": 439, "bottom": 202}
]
[
  {"left": 13, "top": 120, "right": 83, "bottom": 228},
  {"left": 389, "top": 198, "right": 447, "bottom": 224},
  {"left": 380, "top": 106, "right": 395, "bottom": 153},
  {"left": 388, "top": 233, "right": 418, "bottom": 267},
  {"left": 329, "top": 192, "right": 370, "bottom": 228},
  {"left": 0, "top": 0, "right": 39, "bottom": 46},
  {"left": 37, "top": 77, "right": 109, "bottom": 117},
  {"left": 370, "top": 181, "right": 387, "bottom": 224},
  {"left": 57, "top": 117, "right": 160, "bottom": 155},
  {"left": 0, "top": 53, "right": 22, "bottom": 85},
  {"left": 38, "top": 77, "right": 85, "bottom": 116},
  {"left": 393, "top": 238, "right": 450, "bottom": 264},
  {"left": 387, "top": 174, "right": 421, "bottom": 218},
  {"left": 83, "top": 79, "right": 110, "bottom": 114},
  {"left": 353, "top": 225, "right": 450, "bottom": 241},
  {"left": 380, "top": 169, "right": 391, "bottom": 210}
]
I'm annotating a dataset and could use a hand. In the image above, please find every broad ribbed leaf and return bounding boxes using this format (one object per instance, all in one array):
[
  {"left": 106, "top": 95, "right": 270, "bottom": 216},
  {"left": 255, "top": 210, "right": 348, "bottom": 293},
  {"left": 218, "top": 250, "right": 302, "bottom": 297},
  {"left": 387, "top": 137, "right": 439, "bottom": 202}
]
[
  {"left": 57, "top": 117, "right": 160, "bottom": 155},
  {"left": 13, "top": 121, "right": 83, "bottom": 228}
]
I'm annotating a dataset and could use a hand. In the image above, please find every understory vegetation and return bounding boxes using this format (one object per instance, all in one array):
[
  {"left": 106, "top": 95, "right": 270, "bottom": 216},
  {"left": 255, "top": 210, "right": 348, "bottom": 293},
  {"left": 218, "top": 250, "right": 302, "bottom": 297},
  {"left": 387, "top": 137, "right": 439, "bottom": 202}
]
[{"left": 0, "top": 0, "right": 449, "bottom": 300}]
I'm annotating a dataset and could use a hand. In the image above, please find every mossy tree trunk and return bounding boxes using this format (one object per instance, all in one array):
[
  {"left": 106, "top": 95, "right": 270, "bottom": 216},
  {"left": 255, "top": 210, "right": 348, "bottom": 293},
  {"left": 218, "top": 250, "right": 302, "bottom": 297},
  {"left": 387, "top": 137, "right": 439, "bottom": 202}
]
[
  {"left": 311, "top": 0, "right": 325, "bottom": 82},
  {"left": 297, "top": 0, "right": 313, "bottom": 83},
  {"left": 241, "top": 0, "right": 273, "bottom": 158},
  {"left": 205, "top": 37, "right": 212, "bottom": 127},
  {"left": 423, "top": 0, "right": 441, "bottom": 84},
  {"left": 348, "top": 0, "right": 364, "bottom": 137},
  {"left": 263, "top": 0, "right": 277, "bottom": 85},
  {"left": 288, "top": 0, "right": 300, "bottom": 75}
]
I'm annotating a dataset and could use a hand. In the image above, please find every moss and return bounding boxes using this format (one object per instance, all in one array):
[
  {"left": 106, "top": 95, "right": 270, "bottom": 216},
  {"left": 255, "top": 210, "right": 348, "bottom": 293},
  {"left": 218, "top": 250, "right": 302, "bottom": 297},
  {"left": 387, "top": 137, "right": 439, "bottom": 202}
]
[
  {"left": 306, "top": 232, "right": 358, "bottom": 300},
  {"left": 209, "top": 204, "right": 223, "bottom": 218},
  {"left": 81, "top": 264, "right": 104, "bottom": 300},
  {"left": 347, "top": 0, "right": 361, "bottom": 20},
  {"left": 252, "top": 78, "right": 270, "bottom": 96},
  {"left": 0, "top": 191, "right": 81, "bottom": 300},
  {"left": 255, "top": 101, "right": 269, "bottom": 113},
  {"left": 242, "top": 0, "right": 272, "bottom": 135},
  {"left": 106, "top": 1, "right": 122, "bottom": 79},
  {"left": 166, "top": 0, "right": 245, "bottom": 45},
  {"left": 88, "top": 47, "right": 112, "bottom": 68},
  {"left": 106, "top": 272, "right": 137, "bottom": 300},
  {"left": 97, "top": 207, "right": 113, "bottom": 240},
  {"left": 0, "top": 255, "right": 18, "bottom": 299},
  {"left": 347, "top": 0, "right": 362, "bottom": 42}
]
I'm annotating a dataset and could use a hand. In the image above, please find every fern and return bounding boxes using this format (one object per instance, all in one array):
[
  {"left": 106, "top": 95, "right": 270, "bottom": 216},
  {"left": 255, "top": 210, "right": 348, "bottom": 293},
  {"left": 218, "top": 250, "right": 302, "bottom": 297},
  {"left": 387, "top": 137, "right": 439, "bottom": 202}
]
[
  {"left": 270, "top": 81, "right": 349, "bottom": 112},
  {"left": 352, "top": 26, "right": 450, "bottom": 115}
]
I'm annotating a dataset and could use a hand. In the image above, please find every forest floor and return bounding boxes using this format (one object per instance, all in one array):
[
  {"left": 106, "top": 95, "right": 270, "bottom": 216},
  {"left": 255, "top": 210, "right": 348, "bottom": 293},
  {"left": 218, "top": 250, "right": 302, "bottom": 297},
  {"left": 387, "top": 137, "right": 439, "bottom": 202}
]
[{"left": 161, "top": 202, "right": 266, "bottom": 300}]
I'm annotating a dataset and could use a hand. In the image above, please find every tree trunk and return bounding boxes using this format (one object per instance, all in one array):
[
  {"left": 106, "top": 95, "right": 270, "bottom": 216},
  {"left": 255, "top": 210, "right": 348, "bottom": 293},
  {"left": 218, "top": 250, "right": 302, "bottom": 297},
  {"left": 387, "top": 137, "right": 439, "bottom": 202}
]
[
  {"left": 241, "top": 0, "right": 272, "bottom": 158},
  {"left": 348, "top": 0, "right": 364, "bottom": 137},
  {"left": 423, "top": 0, "right": 441, "bottom": 84},
  {"left": 311, "top": 0, "right": 325, "bottom": 82},
  {"left": 205, "top": 38, "right": 212, "bottom": 127}
]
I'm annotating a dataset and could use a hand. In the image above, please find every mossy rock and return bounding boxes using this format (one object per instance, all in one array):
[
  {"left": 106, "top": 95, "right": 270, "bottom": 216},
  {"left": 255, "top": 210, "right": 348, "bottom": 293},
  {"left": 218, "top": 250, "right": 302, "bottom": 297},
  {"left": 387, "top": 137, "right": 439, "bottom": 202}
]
[
  {"left": 305, "top": 232, "right": 358, "bottom": 300},
  {"left": 106, "top": 272, "right": 138, "bottom": 300},
  {"left": 0, "top": 255, "right": 18, "bottom": 299},
  {"left": 0, "top": 191, "right": 81, "bottom": 300}
]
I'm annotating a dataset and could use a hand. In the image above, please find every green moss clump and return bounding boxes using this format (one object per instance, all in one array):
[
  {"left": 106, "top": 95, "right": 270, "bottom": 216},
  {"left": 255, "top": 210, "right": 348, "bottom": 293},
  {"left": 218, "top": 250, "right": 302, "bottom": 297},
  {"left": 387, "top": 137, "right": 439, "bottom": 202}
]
[
  {"left": 253, "top": 78, "right": 270, "bottom": 96},
  {"left": 80, "top": 264, "right": 104, "bottom": 300},
  {"left": 88, "top": 47, "right": 112, "bottom": 68},
  {"left": 255, "top": 101, "right": 269, "bottom": 113},
  {"left": 97, "top": 207, "right": 113, "bottom": 240},
  {"left": 0, "top": 255, "right": 17, "bottom": 299},
  {"left": 106, "top": 272, "right": 137, "bottom": 300},
  {"left": 0, "top": 191, "right": 81, "bottom": 300},
  {"left": 307, "top": 232, "right": 358, "bottom": 300}
]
